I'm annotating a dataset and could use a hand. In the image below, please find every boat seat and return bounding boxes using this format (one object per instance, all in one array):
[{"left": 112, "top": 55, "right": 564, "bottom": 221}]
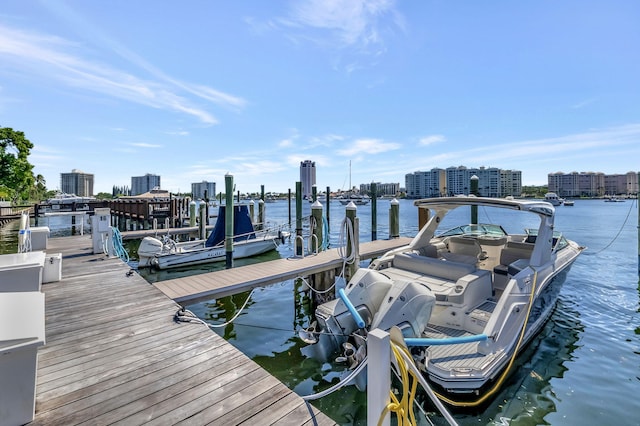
[
  {"left": 393, "top": 253, "right": 477, "bottom": 281},
  {"left": 493, "top": 241, "right": 534, "bottom": 276},
  {"left": 445, "top": 236, "right": 484, "bottom": 264}
]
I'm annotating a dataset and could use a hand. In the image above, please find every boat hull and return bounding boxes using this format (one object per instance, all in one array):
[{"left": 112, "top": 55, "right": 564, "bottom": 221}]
[
  {"left": 154, "top": 238, "right": 278, "bottom": 269},
  {"left": 299, "top": 196, "right": 585, "bottom": 405}
]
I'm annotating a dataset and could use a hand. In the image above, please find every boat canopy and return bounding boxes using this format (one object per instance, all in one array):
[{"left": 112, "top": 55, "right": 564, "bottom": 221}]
[
  {"left": 413, "top": 196, "right": 555, "bottom": 217},
  {"left": 205, "top": 205, "right": 256, "bottom": 247}
]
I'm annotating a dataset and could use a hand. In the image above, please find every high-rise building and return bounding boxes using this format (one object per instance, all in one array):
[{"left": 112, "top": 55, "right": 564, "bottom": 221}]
[
  {"left": 300, "top": 160, "right": 316, "bottom": 199},
  {"left": 359, "top": 182, "right": 401, "bottom": 197},
  {"left": 405, "top": 166, "right": 521, "bottom": 198},
  {"left": 548, "top": 171, "right": 637, "bottom": 197},
  {"left": 131, "top": 173, "right": 161, "bottom": 196},
  {"left": 60, "top": 169, "right": 94, "bottom": 196},
  {"left": 191, "top": 181, "right": 216, "bottom": 200}
]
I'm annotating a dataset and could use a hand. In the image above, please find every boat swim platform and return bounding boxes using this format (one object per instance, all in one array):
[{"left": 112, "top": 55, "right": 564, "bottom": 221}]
[
  {"left": 32, "top": 235, "right": 337, "bottom": 426},
  {"left": 154, "top": 237, "right": 413, "bottom": 304}
]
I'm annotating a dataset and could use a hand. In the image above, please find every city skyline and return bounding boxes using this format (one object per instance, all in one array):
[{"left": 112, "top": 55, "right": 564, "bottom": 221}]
[{"left": 2, "top": 1, "right": 639, "bottom": 194}]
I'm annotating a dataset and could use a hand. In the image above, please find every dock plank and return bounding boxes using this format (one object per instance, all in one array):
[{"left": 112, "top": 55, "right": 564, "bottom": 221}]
[
  {"left": 30, "top": 236, "right": 337, "bottom": 425},
  {"left": 154, "top": 237, "right": 411, "bottom": 303}
]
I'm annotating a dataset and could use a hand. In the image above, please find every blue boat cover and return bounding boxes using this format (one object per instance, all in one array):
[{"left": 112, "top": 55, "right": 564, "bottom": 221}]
[{"left": 205, "top": 205, "right": 256, "bottom": 247}]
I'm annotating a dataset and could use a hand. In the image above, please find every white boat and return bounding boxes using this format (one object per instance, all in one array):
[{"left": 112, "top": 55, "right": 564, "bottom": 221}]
[
  {"left": 604, "top": 196, "right": 625, "bottom": 202},
  {"left": 338, "top": 195, "right": 370, "bottom": 206},
  {"left": 138, "top": 205, "right": 287, "bottom": 269},
  {"left": 544, "top": 192, "right": 564, "bottom": 206},
  {"left": 300, "top": 196, "right": 584, "bottom": 401},
  {"left": 564, "top": 200, "right": 575, "bottom": 206},
  {"left": 339, "top": 160, "right": 370, "bottom": 205}
]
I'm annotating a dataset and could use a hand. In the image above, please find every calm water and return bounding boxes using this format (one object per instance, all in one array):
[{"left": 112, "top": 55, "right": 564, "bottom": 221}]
[{"left": 1, "top": 199, "right": 638, "bottom": 425}]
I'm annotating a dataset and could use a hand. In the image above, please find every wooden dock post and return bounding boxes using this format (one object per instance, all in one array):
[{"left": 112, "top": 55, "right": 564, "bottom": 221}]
[
  {"left": 371, "top": 182, "right": 377, "bottom": 241},
  {"left": 249, "top": 200, "right": 255, "bottom": 225},
  {"left": 418, "top": 203, "right": 430, "bottom": 229},
  {"left": 326, "top": 186, "right": 331, "bottom": 236},
  {"left": 390, "top": 198, "right": 399, "bottom": 238},
  {"left": 225, "top": 174, "right": 234, "bottom": 269},
  {"left": 295, "top": 182, "right": 303, "bottom": 256},
  {"left": 189, "top": 200, "right": 196, "bottom": 227},
  {"left": 258, "top": 199, "right": 265, "bottom": 231},
  {"left": 345, "top": 202, "right": 359, "bottom": 279},
  {"left": 310, "top": 200, "right": 323, "bottom": 254},
  {"left": 198, "top": 202, "right": 206, "bottom": 240},
  {"left": 471, "top": 175, "right": 479, "bottom": 224}
]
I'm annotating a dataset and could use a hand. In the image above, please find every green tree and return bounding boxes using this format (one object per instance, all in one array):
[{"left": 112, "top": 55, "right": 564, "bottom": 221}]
[{"left": 0, "top": 127, "right": 35, "bottom": 204}]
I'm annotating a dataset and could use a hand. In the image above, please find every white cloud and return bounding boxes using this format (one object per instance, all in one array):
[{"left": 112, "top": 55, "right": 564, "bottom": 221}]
[
  {"left": 272, "top": 0, "right": 403, "bottom": 68},
  {"left": 571, "top": 98, "right": 597, "bottom": 109},
  {"left": 0, "top": 24, "right": 246, "bottom": 125},
  {"left": 419, "top": 134, "right": 446, "bottom": 146},
  {"left": 336, "top": 138, "right": 401, "bottom": 156},
  {"left": 130, "top": 142, "right": 162, "bottom": 149}
]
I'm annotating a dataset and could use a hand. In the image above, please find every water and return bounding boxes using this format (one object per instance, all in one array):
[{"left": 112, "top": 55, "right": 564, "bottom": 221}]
[{"left": 2, "top": 199, "right": 639, "bottom": 425}]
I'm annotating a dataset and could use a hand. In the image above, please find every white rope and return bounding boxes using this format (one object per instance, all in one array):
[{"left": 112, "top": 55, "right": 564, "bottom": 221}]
[
  {"left": 301, "top": 356, "right": 369, "bottom": 401},
  {"left": 337, "top": 217, "right": 357, "bottom": 265},
  {"left": 174, "top": 288, "right": 256, "bottom": 328}
]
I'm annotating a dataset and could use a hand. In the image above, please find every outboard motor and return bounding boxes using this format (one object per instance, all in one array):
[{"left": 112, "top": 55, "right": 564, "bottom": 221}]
[
  {"left": 137, "top": 237, "right": 163, "bottom": 267},
  {"left": 301, "top": 269, "right": 393, "bottom": 362}
]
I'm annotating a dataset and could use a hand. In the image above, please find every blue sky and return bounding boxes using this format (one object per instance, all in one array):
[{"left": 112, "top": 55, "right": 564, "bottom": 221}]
[{"left": 1, "top": 1, "right": 639, "bottom": 195}]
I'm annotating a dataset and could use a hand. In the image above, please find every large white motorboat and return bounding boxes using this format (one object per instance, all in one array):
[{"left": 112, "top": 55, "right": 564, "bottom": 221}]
[
  {"left": 544, "top": 192, "right": 564, "bottom": 206},
  {"left": 138, "top": 205, "right": 287, "bottom": 269},
  {"left": 300, "top": 196, "right": 584, "bottom": 402}
]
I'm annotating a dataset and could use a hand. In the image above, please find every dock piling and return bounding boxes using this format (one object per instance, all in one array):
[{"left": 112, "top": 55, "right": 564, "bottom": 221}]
[{"left": 225, "top": 174, "right": 234, "bottom": 269}]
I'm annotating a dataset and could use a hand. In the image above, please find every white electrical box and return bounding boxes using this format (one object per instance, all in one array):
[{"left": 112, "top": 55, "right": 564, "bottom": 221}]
[
  {"left": 91, "top": 208, "right": 112, "bottom": 254},
  {"left": 43, "top": 253, "right": 62, "bottom": 283}
]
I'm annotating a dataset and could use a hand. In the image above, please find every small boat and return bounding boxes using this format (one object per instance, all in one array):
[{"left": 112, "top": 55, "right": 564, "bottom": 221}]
[
  {"left": 339, "top": 160, "right": 370, "bottom": 205},
  {"left": 338, "top": 195, "right": 370, "bottom": 206},
  {"left": 300, "top": 196, "right": 584, "bottom": 401},
  {"left": 564, "top": 200, "right": 574, "bottom": 206},
  {"left": 544, "top": 192, "right": 564, "bottom": 206},
  {"left": 138, "top": 205, "right": 287, "bottom": 269},
  {"left": 604, "top": 196, "right": 625, "bottom": 202}
]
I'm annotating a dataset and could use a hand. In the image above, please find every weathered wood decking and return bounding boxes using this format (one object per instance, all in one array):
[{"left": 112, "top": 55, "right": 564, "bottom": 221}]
[
  {"left": 154, "top": 237, "right": 412, "bottom": 303},
  {"left": 32, "top": 235, "right": 336, "bottom": 425}
]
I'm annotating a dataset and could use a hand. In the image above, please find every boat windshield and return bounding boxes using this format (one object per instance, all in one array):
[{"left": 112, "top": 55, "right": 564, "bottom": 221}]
[
  {"left": 436, "top": 223, "right": 507, "bottom": 238},
  {"left": 524, "top": 228, "right": 569, "bottom": 250}
]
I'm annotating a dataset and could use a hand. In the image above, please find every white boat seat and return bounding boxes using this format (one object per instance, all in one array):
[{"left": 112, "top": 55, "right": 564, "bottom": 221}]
[
  {"left": 392, "top": 253, "right": 476, "bottom": 281},
  {"left": 446, "top": 236, "right": 483, "bottom": 264},
  {"left": 493, "top": 241, "right": 534, "bottom": 276}
]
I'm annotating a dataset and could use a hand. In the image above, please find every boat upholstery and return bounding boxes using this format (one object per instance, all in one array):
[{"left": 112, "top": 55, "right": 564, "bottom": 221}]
[
  {"left": 444, "top": 236, "right": 484, "bottom": 264},
  {"left": 492, "top": 241, "right": 534, "bottom": 292},
  {"left": 393, "top": 252, "right": 476, "bottom": 281},
  {"left": 493, "top": 241, "right": 534, "bottom": 275}
]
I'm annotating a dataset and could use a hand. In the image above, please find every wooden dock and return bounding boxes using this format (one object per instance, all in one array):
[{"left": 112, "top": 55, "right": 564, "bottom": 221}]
[
  {"left": 154, "top": 237, "right": 412, "bottom": 303},
  {"left": 32, "top": 235, "right": 337, "bottom": 425}
]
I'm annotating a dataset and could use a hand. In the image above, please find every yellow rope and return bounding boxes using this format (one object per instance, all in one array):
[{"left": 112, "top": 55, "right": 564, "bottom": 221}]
[
  {"left": 379, "top": 341, "right": 420, "bottom": 426},
  {"left": 433, "top": 269, "right": 539, "bottom": 407}
]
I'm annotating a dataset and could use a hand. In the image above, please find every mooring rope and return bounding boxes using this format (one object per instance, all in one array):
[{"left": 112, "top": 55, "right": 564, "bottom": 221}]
[
  {"left": 174, "top": 288, "right": 256, "bottom": 328},
  {"left": 589, "top": 197, "right": 636, "bottom": 255}
]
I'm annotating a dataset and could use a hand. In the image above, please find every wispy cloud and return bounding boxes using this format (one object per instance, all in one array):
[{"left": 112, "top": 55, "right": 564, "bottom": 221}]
[
  {"left": 0, "top": 23, "right": 244, "bottom": 124},
  {"left": 571, "top": 98, "right": 597, "bottom": 109},
  {"left": 336, "top": 138, "right": 401, "bottom": 156},
  {"left": 403, "top": 124, "right": 640, "bottom": 176},
  {"left": 130, "top": 142, "right": 162, "bottom": 149},
  {"left": 419, "top": 134, "right": 446, "bottom": 146},
  {"left": 273, "top": 0, "right": 404, "bottom": 69}
]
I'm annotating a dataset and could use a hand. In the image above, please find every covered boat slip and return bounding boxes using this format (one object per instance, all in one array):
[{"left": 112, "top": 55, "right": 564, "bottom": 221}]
[{"left": 31, "top": 235, "right": 336, "bottom": 425}]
